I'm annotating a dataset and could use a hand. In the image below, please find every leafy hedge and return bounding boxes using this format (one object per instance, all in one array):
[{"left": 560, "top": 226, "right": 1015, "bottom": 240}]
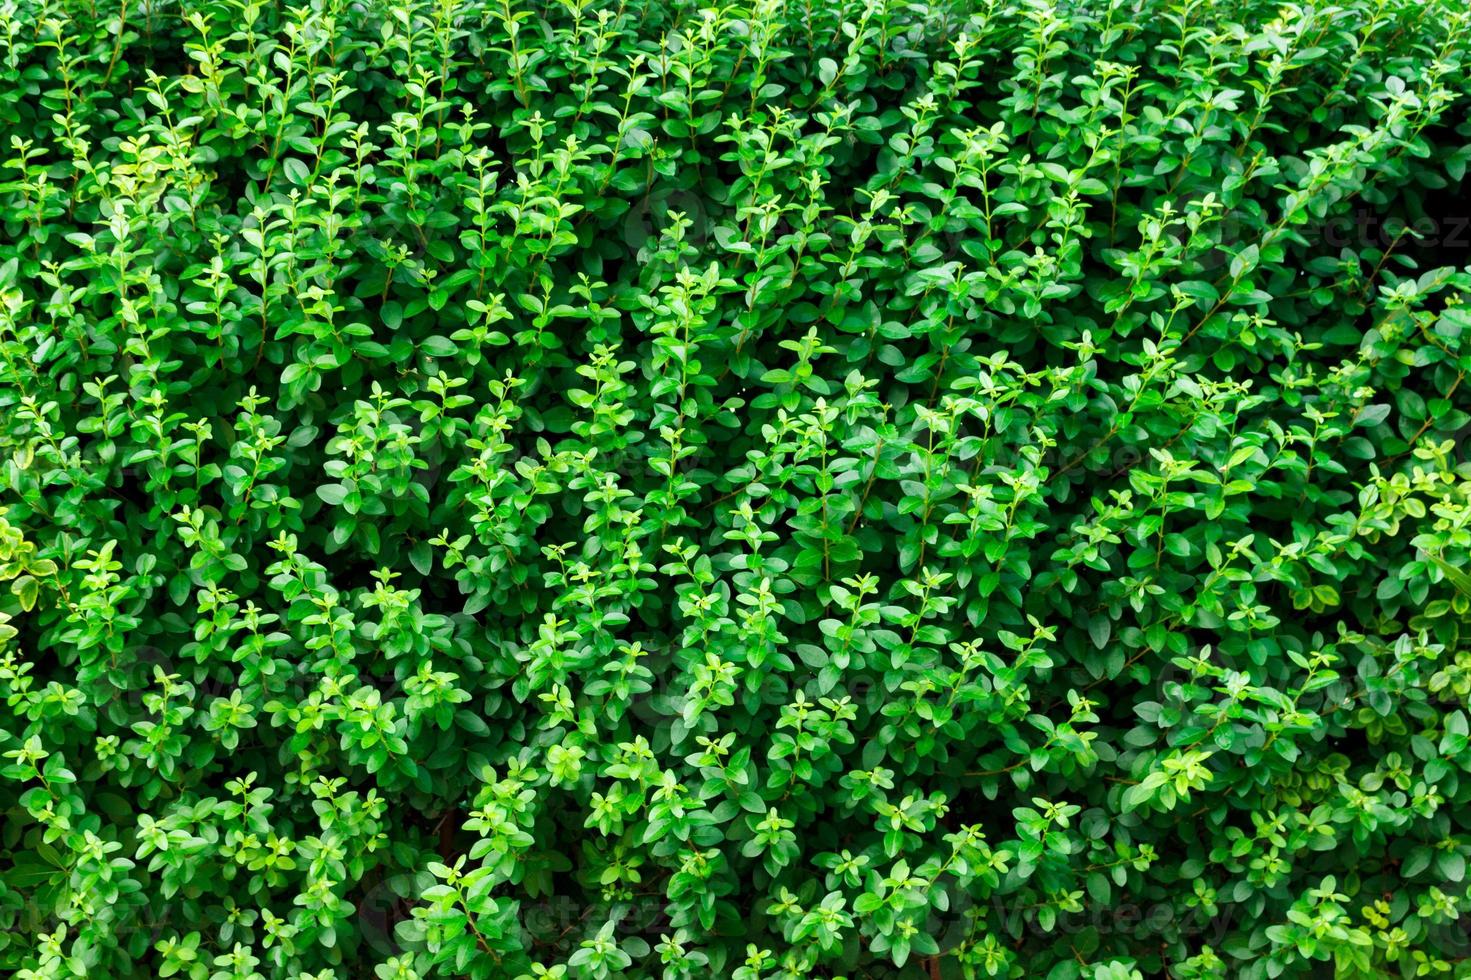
[{"left": 3, "top": 0, "right": 1471, "bottom": 977}]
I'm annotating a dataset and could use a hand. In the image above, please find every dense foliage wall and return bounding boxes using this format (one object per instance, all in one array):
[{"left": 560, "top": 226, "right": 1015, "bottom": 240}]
[{"left": 3, "top": 0, "right": 1471, "bottom": 977}]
